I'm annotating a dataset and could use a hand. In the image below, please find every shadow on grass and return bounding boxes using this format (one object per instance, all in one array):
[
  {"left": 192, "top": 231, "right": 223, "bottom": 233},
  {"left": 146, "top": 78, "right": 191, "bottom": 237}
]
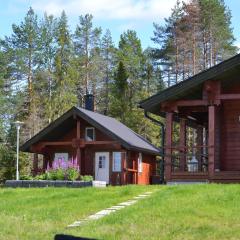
[{"left": 54, "top": 234, "right": 98, "bottom": 240}]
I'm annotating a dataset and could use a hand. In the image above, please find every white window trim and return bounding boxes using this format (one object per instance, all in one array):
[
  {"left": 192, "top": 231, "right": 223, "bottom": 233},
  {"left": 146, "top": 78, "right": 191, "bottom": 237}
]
[
  {"left": 138, "top": 153, "right": 143, "bottom": 173},
  {"left": 112, "top": 152, "right": 122, "bottom": 172},
  {"left": 85, "top": 127, "right": 95, "bottom": 141}
]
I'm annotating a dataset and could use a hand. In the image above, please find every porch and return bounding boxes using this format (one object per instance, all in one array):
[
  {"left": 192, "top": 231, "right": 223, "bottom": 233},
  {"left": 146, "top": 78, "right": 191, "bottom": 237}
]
[{"left": 163, "top": 80, "right": 240, "bottom": 183}]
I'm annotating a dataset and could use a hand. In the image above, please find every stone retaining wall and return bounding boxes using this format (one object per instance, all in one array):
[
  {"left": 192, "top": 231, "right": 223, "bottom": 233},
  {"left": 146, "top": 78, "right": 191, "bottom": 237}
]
[{"left": 5, "top": 180, "right": 92, "bottom": 188}]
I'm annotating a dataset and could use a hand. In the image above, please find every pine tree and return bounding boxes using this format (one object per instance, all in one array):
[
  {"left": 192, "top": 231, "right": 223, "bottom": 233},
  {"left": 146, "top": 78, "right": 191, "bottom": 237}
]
[
  {"left": 143, "top": 48, "right": 165, "bottom": 96},
  {"left": 52, "top": 11, "right": 77, "bottom": 119},
  {"left": 111, "top": 32, "right": 161, "bottom": 144},
  {"left": 38, "top": 13, "right": 58, "bottom": 123},
  {"left": 152, "top": 0, "right": 237, "bottom": 86},
  {"left": 2, "top": 7, "right": 40, "bottom": 140},
  {"left": 100, "top": 29, "right": 116, "bottom": 114},
  {"left": 199, "top": 0, "right": 236, "bottom": 66},
  {"left": 152, "top": 0, "right": 184, "bottom": 86},
  {"left": 0, "top": 49, "right": 7, "bottom": 139},
  {"left": 74, "top": 14, "right": 102, "bottom": 106},
  {"left": 0, "top": 45, "right": 30, "bottom": 182},
  {"left": 110, "top": 61, "right": 129, "bottom": 123},
  {"left": 117, "top": 30, "right": 144, "bottom": 108}
]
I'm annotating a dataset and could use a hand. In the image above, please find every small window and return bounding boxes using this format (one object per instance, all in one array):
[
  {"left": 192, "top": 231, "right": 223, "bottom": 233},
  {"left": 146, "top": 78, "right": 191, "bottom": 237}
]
[
  {"left": 54, "top": 153, "right": 69, "bottom": 162},
  {"left": 85, "top": 127, "right": 95, "bottom": 141},
  {"left": 138, "top": 153, "right": 143, "bottom": 173},
  {"left": 53, "top": 153, "right": 69, "bottom": 168},
  {"left": 113, "top": 152, "right": 122, "bottom": 172}
]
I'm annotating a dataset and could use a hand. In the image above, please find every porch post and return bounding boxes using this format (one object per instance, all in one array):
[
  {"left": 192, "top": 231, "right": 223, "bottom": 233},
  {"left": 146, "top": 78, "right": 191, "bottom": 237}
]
[
  {"left": 76, "top": 119, "right": 81, "bottom": 172},
  {"left": 121, "top": 152, "right": 127, "bottom": 185},
  {"left": 196, "top": 125, "right": 203, "bottom": 171},
  {"left": 165, "top": 112, "right": 173, "bottom": 181},
  {"left": 43, "top": 155, "right": 47, "bottom": 170},
  {"left": 179, "top": 118, "right": 187, "bottom": 171},
  {"left": 134, "top": 154, "right": 138, "bottom": 184},
  {"left": 208, "top": 105, "right": 216, "bottom": 178},
  {"left": 33, "top": 153, "right": 38, "bottom": 176}
]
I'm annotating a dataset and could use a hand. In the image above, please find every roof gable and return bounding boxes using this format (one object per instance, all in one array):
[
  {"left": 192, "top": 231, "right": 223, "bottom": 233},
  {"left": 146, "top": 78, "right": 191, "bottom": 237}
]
[{"left": 21, "top": 107, "right": 160, "bottom": 155}]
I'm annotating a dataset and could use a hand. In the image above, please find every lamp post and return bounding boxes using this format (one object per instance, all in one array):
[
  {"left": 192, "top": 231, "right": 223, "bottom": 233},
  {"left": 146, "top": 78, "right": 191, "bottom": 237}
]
[{"left": 14, "top": 121, "right": 24, "bottom": 180}]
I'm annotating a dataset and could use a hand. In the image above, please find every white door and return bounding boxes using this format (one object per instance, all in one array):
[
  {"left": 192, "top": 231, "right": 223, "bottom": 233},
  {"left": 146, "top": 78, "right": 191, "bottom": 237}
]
[{"left": 95, "top": 152, "right": 109, "bottom": 183}]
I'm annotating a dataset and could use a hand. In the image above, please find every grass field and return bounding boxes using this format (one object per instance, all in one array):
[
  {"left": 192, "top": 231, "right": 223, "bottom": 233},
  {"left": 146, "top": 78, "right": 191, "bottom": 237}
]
[{"left": 1, "top": 184, "right": 240, "bottom": 240}]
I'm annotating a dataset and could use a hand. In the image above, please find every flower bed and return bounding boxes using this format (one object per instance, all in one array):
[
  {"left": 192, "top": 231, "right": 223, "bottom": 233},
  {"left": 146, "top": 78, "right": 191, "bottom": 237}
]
[
  {"left": 19, "top": 158, "right": 93, "bottom": 182},
  {"left": 5, "top": 158, "right": 95, "bottom": 188}
]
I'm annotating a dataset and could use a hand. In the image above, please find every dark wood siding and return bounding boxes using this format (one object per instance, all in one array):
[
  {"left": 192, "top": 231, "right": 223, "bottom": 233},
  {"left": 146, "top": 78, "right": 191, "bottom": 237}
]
[{"left": 221, "top": 100, "right": 240, "bottom": 170}]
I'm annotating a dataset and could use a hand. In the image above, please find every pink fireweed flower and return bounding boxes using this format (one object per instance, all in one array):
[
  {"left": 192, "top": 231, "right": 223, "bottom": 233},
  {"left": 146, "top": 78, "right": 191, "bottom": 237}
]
[{"left": 46, "top": 162, "right": 50, "bottom": 172}]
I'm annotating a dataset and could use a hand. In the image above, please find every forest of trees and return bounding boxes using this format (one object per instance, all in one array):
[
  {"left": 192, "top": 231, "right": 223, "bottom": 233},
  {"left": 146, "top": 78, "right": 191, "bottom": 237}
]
[{"left": 0, "top": 0, "right": 237, "bottom": 181}]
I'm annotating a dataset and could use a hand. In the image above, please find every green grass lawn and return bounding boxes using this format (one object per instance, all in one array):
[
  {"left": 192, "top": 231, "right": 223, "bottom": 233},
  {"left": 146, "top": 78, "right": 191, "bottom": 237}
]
[
  {"left": 0, "top": 185, "right": 154, "bottom": 240},
  {"left": 1, "top": 184, "right": 240, "bottom": 240}
]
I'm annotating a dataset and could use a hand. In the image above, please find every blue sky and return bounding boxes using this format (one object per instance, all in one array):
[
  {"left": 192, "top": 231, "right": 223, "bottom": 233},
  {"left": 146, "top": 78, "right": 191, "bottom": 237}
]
[{"left": 0, "top": 0, "right": 240, "bottom": 49}]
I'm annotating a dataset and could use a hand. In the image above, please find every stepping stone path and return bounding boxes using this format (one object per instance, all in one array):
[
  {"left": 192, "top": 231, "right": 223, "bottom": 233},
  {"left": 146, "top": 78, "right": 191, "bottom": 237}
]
[{"left": 67, "top": 191, "right": 153, "bottom": 228}]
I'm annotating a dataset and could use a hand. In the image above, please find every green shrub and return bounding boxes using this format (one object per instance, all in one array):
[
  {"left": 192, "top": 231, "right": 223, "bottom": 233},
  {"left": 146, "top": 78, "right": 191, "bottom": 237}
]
[
  {"left": 80, "top": 175, "right": 93, "bottom": 182},
  {"left": 46, "top": 169, "right": 65, "bottom": 180},
  {"left": 34, "top": 173, "right": 47, "bottom": 180},
  {"left": 66, "top": 168, "right": 79, "bottom": 181},
  {"left": 45, "top": 170, "right": 55, "bottom": 180},
  {"left": 20, "top": 175, "right": 33, "bottom": 180},
  {"left": 55, "top": 169, "right": 65, "bottom": 180}
]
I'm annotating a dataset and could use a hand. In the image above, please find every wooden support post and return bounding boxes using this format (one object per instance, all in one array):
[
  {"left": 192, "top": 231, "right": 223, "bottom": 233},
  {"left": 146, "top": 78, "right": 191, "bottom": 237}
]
[
  {"left": 33, "top": 153, "right": 38, "bottom": 176},
  {"left": 165, "top": 112, "right": 173, "bottom": 181},
  {"left": 208, "top": 105, "right": 216, "bottom": 178},
  {"left": 76, "top": 119, "right": 81, "bottom": 172},
  {"left": 196, "top": 125, "right": 203, "bottom": 171},
  {"left": 135, "top": 153, "right": 138, "bottom": 184},
  {"left": 77, "top": 119, "right": 80, "bottom": 139},
  {"left": 43, "top": 154, "right": 48, "bottom": 171},
  {"left": 121, "top": 152, "right": 127, "bottom": 185},
  {"left": 179, "top": 118, "right": 186, "bottom": 171}
]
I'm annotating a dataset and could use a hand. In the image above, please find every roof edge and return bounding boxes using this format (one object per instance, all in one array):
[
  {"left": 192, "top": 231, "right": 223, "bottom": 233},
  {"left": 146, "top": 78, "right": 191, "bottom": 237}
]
[{"left": 139, "top": 54, "right": 240, "bottom": 111}]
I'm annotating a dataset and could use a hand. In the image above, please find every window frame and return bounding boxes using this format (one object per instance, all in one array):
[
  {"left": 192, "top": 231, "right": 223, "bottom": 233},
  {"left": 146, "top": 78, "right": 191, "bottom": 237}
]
[
  {"left": 85, "top": 127, "right": 95, "bottom": 141},
  {"left": 112, "top": 152, "right": 122, "bottom": 172}
]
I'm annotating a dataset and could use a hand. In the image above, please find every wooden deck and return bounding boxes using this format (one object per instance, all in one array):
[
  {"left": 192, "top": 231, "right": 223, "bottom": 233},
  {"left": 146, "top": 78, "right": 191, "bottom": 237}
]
[
  {"left": 169, "top": 171, "right": 240, "bottom": 183},
  {"left": 171, "top": 172, "right": 209, "bottom": 182},
  {"left": 210, "top": 171, "right": 240, "bottom": 183}
]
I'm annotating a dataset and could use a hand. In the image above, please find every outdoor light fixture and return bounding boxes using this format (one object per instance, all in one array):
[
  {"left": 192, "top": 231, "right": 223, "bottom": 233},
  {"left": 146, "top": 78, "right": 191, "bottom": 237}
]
[{"left": 14, "top": 121, "right": 24, "bottom": 180}]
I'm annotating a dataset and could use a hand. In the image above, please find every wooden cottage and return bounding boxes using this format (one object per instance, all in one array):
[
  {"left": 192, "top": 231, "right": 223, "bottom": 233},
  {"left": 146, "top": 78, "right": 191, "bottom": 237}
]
[
  {"left": 21, "top": 99, "right": 159, "bottom": 185},
  {"left": 140, "top": 54, "right": 240, "bottom": 183}
]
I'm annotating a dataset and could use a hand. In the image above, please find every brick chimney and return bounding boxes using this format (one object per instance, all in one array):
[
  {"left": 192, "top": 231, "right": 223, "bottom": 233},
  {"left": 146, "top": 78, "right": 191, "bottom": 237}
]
[{"left": 84, "top": 94, "right": 94, "bottom": 111}]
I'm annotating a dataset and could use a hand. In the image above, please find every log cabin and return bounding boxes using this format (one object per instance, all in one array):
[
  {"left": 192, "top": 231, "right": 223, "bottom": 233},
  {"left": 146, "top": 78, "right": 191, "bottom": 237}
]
[
  {"left": 21, "top": 95, "right": 159, "bottom": 185},
  {"left": 140, "top": 54, "right": 240, "bottom": 183}
]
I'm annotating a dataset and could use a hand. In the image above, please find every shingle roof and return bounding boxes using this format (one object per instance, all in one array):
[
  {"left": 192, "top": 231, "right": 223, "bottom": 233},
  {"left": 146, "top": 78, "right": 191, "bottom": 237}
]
[
  {"left": 78, "top": 107, "right": 160, "bottom": 154},
  {"left": 21, "top": 106, "right": 160, "bottom": 155}
]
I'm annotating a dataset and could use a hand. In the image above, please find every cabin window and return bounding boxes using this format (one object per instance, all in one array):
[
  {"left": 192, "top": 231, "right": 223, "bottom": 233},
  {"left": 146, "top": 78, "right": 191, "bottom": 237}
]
[
  {"left": 85, "top": 127, "right": 95, "bottom": 141},
  {"left": 54, "top": 153, "right": 69, "bottom": 163},
  {"left": 112, "top": 152, "right": 122, "bottom": 172},
  {"left": 138, "top": 153, "right": 143, "bottom": 173}
]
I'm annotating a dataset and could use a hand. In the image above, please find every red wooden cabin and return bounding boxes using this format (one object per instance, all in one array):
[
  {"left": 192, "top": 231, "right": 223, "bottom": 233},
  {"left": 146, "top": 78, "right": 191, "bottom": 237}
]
[
  {"left": 140, "top": 54, "right": 240, "bottom": 183},
  {"left": 21, "top": 99, "right": 159, "bottom": 185}
]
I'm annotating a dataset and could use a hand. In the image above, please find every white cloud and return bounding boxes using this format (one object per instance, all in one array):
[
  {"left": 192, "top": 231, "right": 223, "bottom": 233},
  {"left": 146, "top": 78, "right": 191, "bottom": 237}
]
[{"left": 32, "top": 0, "right": 176, "bottom": 21}]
